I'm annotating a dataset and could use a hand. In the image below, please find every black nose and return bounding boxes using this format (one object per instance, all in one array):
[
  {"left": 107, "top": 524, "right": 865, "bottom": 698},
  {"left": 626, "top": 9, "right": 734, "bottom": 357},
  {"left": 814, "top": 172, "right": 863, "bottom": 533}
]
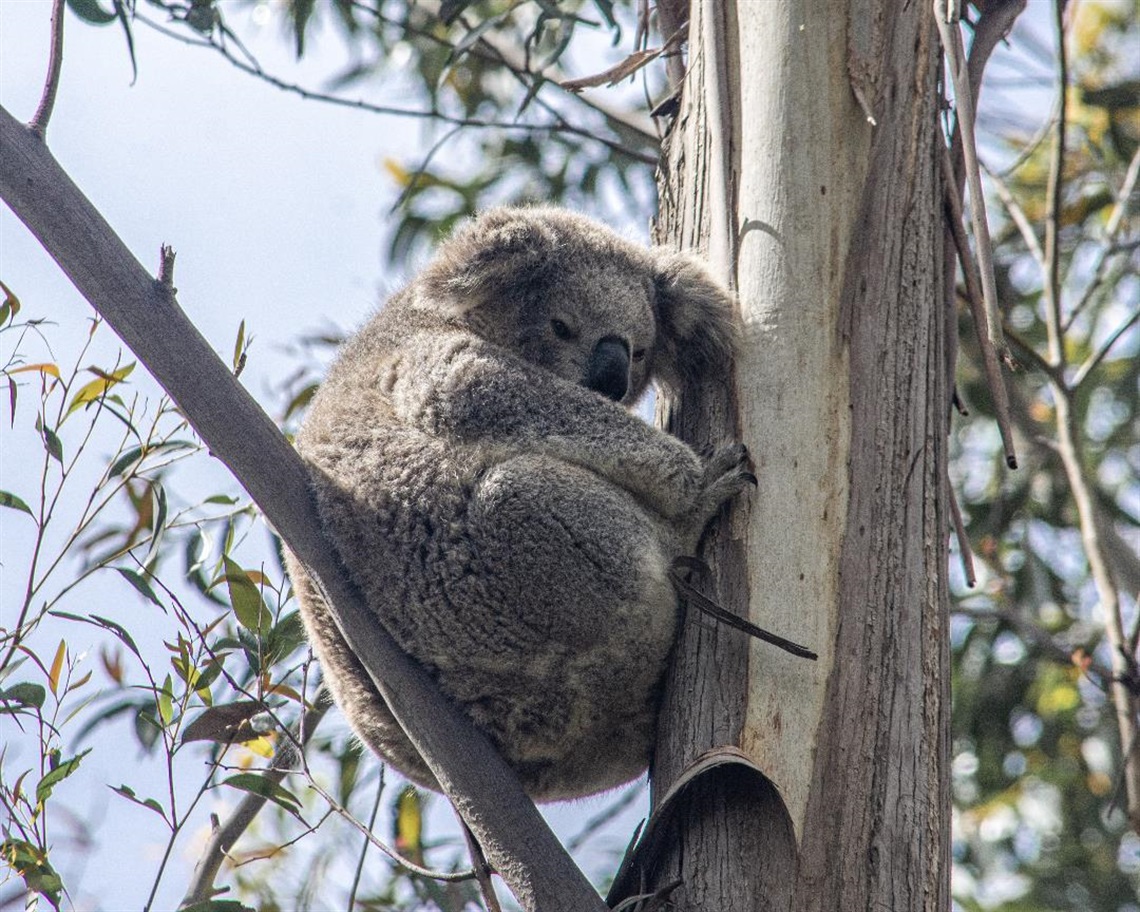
[{"left": 586, "top": 336, "right": 630, "bottom": 401}]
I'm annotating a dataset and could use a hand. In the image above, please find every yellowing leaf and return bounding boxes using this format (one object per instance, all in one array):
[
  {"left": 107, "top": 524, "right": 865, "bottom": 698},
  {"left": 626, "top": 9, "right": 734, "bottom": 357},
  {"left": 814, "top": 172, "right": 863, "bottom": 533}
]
[
  {"left": 1037, "top": 680, "right": 1080, "bottom": 716},
  {"left": 240, "top": 734, "right": 276, "bottom": 758},
  {"left": 65, "top": 362, "right": 135, "bottom": 418},
  {"left": 7, "top": 363, "right": 60, "bottom": 379},
  {"left": 383, "top": 157, "right": 412, "bottom": 187},
  {"left": 393, "top": 785, "right": 423, "bottom": 860},
  {"left": 233, "top": 319, "right": 246, "bottom": 370},
  {"left": 48, "top": 640, "right": 66, "bottom": 697}
]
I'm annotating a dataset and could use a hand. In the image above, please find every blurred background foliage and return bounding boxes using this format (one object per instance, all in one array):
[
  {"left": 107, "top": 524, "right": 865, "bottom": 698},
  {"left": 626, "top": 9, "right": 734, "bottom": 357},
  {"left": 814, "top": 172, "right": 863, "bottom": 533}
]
[{"left": 1, "top": 0, "right": 1137, "bottom": 910}]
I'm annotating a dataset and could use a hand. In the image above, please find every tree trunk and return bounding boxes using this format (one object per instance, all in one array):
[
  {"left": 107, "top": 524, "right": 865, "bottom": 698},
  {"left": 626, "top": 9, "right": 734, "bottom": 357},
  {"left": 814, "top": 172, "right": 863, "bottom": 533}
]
[{"left": 638, "top": 1, "right": 951, "bottom": 908}]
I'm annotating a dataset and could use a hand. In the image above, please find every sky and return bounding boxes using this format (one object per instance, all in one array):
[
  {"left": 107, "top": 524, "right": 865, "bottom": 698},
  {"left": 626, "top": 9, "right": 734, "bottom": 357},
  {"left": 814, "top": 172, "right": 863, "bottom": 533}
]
[{"left": 0, "top": 3, "right": 648, "bottom": 909}]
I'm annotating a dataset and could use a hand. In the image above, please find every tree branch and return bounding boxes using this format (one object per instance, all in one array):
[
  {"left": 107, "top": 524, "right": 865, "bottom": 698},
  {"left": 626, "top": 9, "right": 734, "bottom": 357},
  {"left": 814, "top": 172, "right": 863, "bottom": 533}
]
[
  {"left": 1071, "top": 307, "right": 1140, "bottom": 391},
  {"left": 29, "top": 0, "right": 66, "bottom": 139},
  {"left": 1035, "top": 0, "right": 1140, "bottom": 833},
  {"left": 0, "top": 104, "right": 607, "bottom": 912},
  {"left": 941, "top": 146, "right": 1019, "bottom": 467},
  {"left": 935, "top": 0, "right": 1011, "bottom": 381},
  {"left": 181, "top": 691, "right": 333, "bottom": 906}
]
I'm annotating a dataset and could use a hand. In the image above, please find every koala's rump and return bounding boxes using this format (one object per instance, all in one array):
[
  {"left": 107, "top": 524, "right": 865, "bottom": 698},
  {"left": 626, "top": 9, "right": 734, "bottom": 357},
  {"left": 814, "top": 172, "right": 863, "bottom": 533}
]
[{"left": 295, "top": 424, "right": 677, "bottom": 800}]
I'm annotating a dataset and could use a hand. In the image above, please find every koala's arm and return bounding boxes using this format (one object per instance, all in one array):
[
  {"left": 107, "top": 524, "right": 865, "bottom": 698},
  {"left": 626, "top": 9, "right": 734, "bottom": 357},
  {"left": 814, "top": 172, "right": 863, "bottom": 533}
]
[{"left": 385, "top": 332, "right": 703, "bottom": 520}]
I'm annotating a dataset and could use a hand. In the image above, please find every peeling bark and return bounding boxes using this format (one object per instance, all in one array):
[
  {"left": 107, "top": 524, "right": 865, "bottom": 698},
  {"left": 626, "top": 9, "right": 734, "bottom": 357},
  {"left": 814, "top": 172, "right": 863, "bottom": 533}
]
[{"left": 637, "top": 1, "right": 951, "bottom": 908}]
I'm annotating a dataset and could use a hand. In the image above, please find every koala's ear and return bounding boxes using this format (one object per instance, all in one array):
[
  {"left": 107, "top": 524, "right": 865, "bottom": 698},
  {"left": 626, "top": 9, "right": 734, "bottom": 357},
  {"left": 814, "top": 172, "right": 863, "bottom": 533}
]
[
  {"left": 651, "top": 250, "right": 739, "bottom": 390},
  {"left": 417, "top": 209, "right": 558, "bottom": 311}
]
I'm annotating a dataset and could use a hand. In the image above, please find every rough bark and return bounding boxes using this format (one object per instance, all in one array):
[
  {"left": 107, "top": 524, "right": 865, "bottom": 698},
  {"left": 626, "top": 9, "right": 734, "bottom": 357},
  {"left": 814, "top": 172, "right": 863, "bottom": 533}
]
[{"left": 642, "top": 1, "right": 951, "bottom": 909}]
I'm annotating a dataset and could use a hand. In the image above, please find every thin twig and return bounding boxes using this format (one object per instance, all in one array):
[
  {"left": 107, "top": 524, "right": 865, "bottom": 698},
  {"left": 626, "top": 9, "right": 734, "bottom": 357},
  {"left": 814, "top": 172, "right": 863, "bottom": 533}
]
[
  {"left": 180, "top": 692, "right": 332, "bottom": 906},
  {"left": 948, "top": 480, "right": 976, "bottom": 587},
  {"left": 135, "top": 12, "right": 655, "bottom": 165},
  {"left": 29, "top": 0, "right": 66, "bottom": 139},
  {"left": 565, "top": 784, "right": 644, "bottom": 853},
  {"left": 1001, "top": 323, "right": 1063, "bottom": 386},
  {"left": 1041, "top": 0, "right": 1068, "bottom": 369},
  {"left": 403, "top": 0, "right": 658, "bottom": 142},
  {"left": 1071, "top": 308, "right": 1140, "bottom": 391},
  {"left": 935, "top": 0, "right": 1010, "bottom": 368},
  {"left": 953, "top": 604, "right": 1112, "bottom": 683},
  {"left": 459, "top": 817, "right": 502, "bottom": 912},
  {"left": 347, "top": 773, "right": 385, "bottom": 912},
  {"left": 941, "top": 145, "right": 1019, "bottom": 468},
  {"left": 1065, "top": 238, "right": 1140, "bottom": 333},
  {"left": 1105, "top": 144, "right": 1140, "bottom": 239},
  {"left": 982, "top": 162, "right": 1044, "bottom": 267}
]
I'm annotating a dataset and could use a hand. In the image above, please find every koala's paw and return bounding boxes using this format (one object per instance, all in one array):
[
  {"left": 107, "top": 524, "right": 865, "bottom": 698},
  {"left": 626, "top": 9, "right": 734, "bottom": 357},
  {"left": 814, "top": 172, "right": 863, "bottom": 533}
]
[{"left": 692, "top": 443, "right": 755, "bottom": 528}]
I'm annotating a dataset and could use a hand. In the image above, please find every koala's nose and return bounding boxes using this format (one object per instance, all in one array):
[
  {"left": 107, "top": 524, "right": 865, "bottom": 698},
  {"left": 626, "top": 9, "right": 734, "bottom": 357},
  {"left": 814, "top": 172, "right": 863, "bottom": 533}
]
[{"left": 586, "top": 336, "right": 630, "bottom": 402}]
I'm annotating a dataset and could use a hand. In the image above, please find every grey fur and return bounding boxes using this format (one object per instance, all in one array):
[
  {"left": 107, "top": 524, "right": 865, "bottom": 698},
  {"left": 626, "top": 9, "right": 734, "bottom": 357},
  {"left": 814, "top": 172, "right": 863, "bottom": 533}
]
[{"left": 285, "top": 206, "right": 749, "bottom": 801}]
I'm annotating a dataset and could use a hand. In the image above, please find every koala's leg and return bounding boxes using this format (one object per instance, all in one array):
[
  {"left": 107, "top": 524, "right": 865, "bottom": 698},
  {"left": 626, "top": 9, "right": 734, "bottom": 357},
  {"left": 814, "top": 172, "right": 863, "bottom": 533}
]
[{"left": 440, "top": 453, "right": 678, "bottom": 799}]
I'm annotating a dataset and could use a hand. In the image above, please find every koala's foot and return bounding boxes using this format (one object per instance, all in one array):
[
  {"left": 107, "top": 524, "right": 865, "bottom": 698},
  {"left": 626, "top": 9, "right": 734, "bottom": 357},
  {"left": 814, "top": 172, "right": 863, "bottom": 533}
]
[{"left": 689, "top": 443, "right": 755, "bottom": 532}]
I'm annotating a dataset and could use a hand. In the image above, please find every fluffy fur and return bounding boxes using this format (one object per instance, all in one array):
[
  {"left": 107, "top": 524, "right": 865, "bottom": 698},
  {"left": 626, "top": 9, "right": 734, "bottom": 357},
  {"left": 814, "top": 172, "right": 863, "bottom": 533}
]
[{"left": 285, "top": 206, "right": 748, "bottom": 801}]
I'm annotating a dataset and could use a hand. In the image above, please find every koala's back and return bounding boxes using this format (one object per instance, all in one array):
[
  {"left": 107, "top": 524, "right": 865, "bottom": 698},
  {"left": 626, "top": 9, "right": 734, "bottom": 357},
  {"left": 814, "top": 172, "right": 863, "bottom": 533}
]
[
  {"left": 288, "top": 300, "right": 677, "bottom": 800},
  {"left": 286, "top": 207, "right": 744, "bottom": 801}
]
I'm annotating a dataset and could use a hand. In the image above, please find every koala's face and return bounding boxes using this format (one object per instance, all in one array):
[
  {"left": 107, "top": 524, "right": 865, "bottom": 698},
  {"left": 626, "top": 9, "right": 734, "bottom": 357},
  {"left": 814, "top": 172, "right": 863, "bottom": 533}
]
[
  {"left": 514, "top": 254, "right": 657, "bottom": 405},
  {"left": 417, "top": 206, "right": 737, "bottom": 404}
]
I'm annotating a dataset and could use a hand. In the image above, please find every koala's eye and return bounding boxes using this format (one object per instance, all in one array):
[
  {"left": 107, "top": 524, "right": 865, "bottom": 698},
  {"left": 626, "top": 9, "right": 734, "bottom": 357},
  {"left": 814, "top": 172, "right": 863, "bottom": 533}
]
[
  {"left": 551, "top": 319, "right": 576, "bottom": 340},
  {"left": 631, "top": 348, "right": 647, "bottom": 363}
]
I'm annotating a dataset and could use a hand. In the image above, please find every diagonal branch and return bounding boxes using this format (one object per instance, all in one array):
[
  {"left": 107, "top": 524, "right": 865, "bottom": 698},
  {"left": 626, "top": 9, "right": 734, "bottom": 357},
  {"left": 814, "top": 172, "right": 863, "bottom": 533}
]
[
  {"left": 0, "top": 104, "right": 607, "bottom": 912},
  {"left": 941, "top": 146, "right": 1019, "bottom": 468}
]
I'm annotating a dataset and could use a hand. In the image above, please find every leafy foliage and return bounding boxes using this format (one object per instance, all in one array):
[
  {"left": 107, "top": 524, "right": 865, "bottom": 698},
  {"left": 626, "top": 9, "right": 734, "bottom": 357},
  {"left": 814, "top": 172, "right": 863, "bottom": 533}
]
[{"left": 948, "top": 4, "right": 1140, "bottom": 909}]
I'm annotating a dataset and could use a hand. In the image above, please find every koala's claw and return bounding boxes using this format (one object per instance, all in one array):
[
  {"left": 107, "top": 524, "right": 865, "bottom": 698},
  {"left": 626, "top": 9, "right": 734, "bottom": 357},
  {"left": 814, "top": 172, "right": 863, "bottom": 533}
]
[{"left": 689, "top": 442, "right": 755, "bottom": 532}]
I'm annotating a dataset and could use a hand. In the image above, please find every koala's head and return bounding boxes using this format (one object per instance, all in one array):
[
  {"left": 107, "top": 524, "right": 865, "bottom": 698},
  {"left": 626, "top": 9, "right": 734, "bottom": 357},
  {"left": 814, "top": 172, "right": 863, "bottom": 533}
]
[{"left": 414, "top": 206, "right": 738, "bottom": 404}]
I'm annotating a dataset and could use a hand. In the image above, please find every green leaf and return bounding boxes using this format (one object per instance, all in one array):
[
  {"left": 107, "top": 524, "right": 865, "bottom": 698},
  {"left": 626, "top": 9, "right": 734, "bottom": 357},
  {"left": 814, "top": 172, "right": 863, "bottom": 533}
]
[
  {"left": 115, "top": 567, "right": 163, "bottom": 608},
  {"left": 266, "top": 610, "right": 306, "bottom": 663},
  {"left": 180, "top": 901, "right": 258, "bottom": 912},
  {"left": 65, "top": 0, "right": 117, "bottom": 24},
  {"left": 0, "top": 490, "right": 33, "bottom": 516},
  {"left": 181, "top": 701, "right": 264, "bottom": 744},
  {"left": 156, "top": 673, "right": 174, "bottom": 726},
  {"left": 50, "top": 610, "right": 144, "bottom": 661},
  {"left": 1, "top": 839, "right": 63, "bottom": 911},
  {"left": 0, "top": 682, "right": 47, "bottom": 711},
  {"left": 107, "top": 439, "right": 196, "bottom": 477},
  {"left": 221, "top": 773, "right": 304, "bottom": 818},
  {"left": 141, "top": 482, "right": 168, "bottom": 571},
  {"left": 222, "top": 556, "right": 272, "bottom": 637},
  {"left": 289, "top": 0, "right": 316, "bottom": 57},
  {"left": 109, "top": 784, "right": 169, "bottom": 822},
  {"left": 0, "top": 278, "right": 21, "bottom": 325},
  {"left": 35, "top": 749, "right": 91, "bottom": 804},
  {"left": 36, "top": 415, "right": 63, "bottom": 463}
]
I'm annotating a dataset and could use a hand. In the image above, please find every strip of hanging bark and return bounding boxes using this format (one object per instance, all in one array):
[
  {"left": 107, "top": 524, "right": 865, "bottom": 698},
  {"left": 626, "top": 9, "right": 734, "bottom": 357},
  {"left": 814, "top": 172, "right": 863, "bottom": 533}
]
[
  {"left": 561, "top": 24, "right": 688, "bottom": 92},
  {"left": 939, "top": 146, "right": 1019, "bottom": 469},
  {"left": 933, "top": 1, "right": 1010, "bottom": 374},
  {"left": 607, "top": 747, "right": 792, "bottom": 905},
  {"left": 670, "top": 560, "right": 818, "bottom": 660}
]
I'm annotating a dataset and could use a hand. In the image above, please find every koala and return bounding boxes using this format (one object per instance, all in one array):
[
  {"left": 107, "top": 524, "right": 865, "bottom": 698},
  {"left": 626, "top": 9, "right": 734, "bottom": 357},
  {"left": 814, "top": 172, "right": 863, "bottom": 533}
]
[{"left": 285, "top": 206, "right": 751, "bottom": 802}]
